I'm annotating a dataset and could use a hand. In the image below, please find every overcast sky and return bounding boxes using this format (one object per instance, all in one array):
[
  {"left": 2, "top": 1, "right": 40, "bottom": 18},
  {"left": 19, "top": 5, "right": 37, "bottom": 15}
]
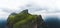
[{"left": 0, "top": 0, "right": 60, "bottom": 20}]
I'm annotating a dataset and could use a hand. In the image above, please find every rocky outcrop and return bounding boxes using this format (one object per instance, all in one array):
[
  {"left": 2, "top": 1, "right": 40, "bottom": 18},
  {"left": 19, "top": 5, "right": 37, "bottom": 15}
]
[{"left": 7, "top": 9, "right": 48, "bottom": 28}]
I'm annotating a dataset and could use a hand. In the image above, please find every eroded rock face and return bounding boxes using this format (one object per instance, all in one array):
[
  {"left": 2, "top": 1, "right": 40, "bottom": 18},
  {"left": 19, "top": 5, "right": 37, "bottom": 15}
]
[{"left": 7, "top": 9, "right": 48, "bottom": 28}]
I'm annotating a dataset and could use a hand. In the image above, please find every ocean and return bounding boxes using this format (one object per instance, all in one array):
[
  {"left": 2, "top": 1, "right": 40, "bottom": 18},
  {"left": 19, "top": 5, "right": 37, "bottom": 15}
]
[
  {"left": 0, "top": 18, "right": 7, "bottom": 28},
  {"left": 45, "top": 16, "right": 60, "bottom": 28}
]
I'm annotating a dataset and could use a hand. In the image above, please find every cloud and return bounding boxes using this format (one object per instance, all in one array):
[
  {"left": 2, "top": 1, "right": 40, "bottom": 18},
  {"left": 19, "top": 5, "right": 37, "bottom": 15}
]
[
  {"left": 1, "top": 0, "right": 60, "bottom": 20},
  {"left": 0, "top": 8, "right": 23, "bottom": 19},
  {"left": 0, "top": 0, "right": 30, "bottom": 19},
  {"left": 0, "top": 0, "right": 29, "bottom": 9},
  {"left": 0, "top": 8, "right": 21, "bottom": 13},
  {"left": 23, "top": 0, "right": 60, "bottom": 14},
  {"left": 0, "top": 9, "right": 10, "bottom": 20},
  {"left": 20, "top": 0, "right": 60, "bottom": 20}
]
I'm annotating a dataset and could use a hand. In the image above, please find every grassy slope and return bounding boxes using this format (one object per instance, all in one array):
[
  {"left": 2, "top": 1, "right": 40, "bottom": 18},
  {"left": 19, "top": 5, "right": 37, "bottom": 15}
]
[{"left": 7, "top": 10, "right": 37, "bottom": 28}]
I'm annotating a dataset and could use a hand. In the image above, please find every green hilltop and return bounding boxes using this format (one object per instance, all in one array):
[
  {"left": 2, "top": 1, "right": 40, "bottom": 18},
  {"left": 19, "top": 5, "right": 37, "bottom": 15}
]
[{"left": 7, "top": 9, "right": 48, "bottom": 28}]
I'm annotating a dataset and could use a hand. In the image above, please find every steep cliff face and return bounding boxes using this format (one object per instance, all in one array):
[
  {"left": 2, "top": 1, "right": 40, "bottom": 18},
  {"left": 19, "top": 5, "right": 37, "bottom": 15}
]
[{"left": 7, "top": 9, "right": 47, "bottom": 28}]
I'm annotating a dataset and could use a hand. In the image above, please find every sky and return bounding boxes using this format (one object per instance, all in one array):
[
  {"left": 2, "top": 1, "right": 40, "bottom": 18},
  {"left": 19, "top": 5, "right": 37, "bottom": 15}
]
[{"left": 0, "top": 0, "right": 60, "bottom": 20}]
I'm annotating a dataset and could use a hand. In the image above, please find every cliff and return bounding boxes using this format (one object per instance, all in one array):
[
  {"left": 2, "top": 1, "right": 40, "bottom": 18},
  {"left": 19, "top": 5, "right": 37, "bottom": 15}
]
[{"left": 7, "top": 9, "right": 48, "bottom": 28}]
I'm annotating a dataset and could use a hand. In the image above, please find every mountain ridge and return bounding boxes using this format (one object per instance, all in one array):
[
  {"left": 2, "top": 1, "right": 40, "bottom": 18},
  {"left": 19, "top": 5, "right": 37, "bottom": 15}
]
[{"left": 7, "top": 9, "right": 48, "bottom": 28}]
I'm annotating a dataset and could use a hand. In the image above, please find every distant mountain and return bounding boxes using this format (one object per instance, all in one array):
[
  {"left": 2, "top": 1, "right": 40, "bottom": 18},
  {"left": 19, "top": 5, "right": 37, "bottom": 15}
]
[{"left": 7, "top": 9, "right": 48, "bottom": 28}]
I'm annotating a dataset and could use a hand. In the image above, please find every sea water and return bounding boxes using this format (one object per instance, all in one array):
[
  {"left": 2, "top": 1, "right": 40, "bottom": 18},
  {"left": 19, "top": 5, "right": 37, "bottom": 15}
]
[
  {"left": 0, "top": 18, "right": 7, "bottom": 28},
  {"left": 45, "top": 16, "right": 60, "bottom": 28}
]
